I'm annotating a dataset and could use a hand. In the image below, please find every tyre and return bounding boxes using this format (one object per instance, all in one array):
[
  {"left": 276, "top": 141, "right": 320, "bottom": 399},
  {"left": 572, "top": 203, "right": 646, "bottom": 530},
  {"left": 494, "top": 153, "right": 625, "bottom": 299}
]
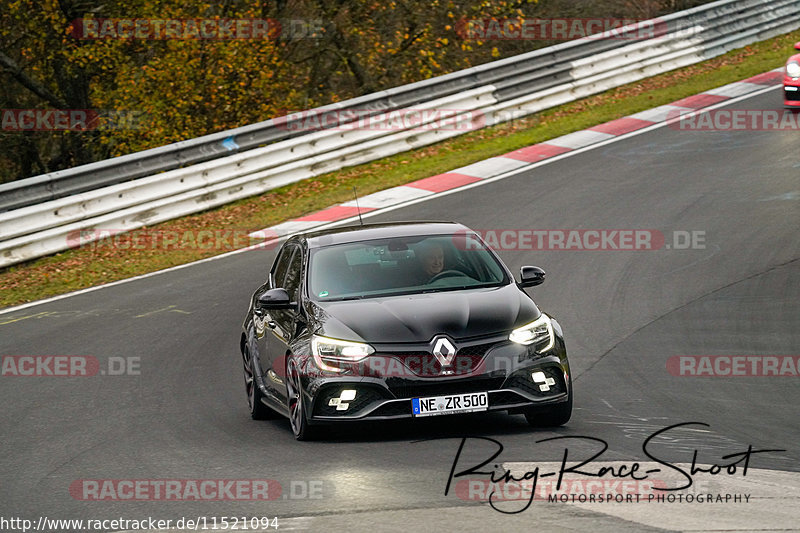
[
  {"left": 285, "top": 357, "right": 318, "bottom": 440},
  {"left": 524, "top": 396, "right": 572, "bottom": 427},
  {"left": 524, "top": 375, "right": 573, "bottom": 427},
  {"left": 243, "top": 348, "right": 276, "bottom": 420}
]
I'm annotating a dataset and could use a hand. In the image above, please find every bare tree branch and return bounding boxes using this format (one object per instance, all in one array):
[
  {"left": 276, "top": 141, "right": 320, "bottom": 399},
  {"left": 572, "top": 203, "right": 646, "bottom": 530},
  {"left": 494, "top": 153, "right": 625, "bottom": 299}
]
[{"left": 0, "top": 51, "right": 68, "bottom": 108}]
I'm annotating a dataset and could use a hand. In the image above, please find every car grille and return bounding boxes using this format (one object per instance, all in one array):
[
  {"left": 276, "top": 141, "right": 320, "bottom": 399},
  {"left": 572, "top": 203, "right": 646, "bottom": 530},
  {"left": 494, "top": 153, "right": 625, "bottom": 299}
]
[
  {"left": 387, "top": 375, "right": 506, "bottom": 399},
  {"left": 785, "top": 88, "right": 800, "bottom": 101},
  {"left": 376, "top": 340, "right": 499, "bottom": 377},
  {"left": 456, "top": 341, "right": 499, "bottom": 357}
]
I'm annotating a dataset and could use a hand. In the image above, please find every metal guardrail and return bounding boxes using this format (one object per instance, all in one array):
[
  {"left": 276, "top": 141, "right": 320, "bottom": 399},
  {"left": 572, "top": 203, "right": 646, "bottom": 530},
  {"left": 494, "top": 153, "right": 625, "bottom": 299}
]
[{"left": 0, "top": 0, "right": 797, "bottom": 268}]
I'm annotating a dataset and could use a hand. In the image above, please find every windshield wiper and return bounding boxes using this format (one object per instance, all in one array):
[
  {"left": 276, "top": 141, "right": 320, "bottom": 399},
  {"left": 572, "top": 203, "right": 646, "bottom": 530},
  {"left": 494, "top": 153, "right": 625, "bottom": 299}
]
[{"left": 422, "top": 285, "right": 484, "bottom": 294}]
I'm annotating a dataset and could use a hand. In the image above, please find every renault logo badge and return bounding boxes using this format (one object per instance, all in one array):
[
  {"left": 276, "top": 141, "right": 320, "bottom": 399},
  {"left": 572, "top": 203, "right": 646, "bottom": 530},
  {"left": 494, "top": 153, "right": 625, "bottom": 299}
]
[{"left": 432, "top": 336, "right": 457, "bottom": 366}]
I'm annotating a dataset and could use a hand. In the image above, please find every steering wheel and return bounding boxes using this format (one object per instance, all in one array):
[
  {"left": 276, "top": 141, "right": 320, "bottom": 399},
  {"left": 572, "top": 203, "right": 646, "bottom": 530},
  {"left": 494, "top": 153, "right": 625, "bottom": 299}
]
[{"left": 429, "top": 269, "right": 468, "bottom": 283}]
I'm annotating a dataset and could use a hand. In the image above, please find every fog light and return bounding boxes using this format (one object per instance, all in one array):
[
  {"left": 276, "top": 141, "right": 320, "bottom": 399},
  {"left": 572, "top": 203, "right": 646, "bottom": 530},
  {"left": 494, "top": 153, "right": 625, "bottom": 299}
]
[
  {"left": 328, "top": 398, "right": 349, "bottom": 410},
  {"left": 328, "top": 389, "right": 357, "bottom": 411},
  {"left": 340, "top": 389, "right": 357, "bottom": 401},
  {"left": 531, "top": 371, "right": 556, "bottom": 392}
]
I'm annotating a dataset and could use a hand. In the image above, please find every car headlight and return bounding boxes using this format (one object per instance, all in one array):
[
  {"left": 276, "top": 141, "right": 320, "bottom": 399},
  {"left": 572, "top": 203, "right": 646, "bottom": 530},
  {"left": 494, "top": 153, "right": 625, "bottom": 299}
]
[
  {"left": 787, "top": 61, "right": 800, "bottom": 79},
  {"left": 311, "top": 335, "right": 374, "bottom": 372},
  {"left": 509, "top": 314, "right": 554, "bottom": 353}
]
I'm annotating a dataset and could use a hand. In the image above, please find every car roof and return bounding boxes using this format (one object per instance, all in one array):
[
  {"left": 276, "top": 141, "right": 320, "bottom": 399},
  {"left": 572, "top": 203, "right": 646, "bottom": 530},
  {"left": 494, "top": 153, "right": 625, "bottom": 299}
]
[{"left": 300, "top": 221, "right": 470, "bottom": 248}]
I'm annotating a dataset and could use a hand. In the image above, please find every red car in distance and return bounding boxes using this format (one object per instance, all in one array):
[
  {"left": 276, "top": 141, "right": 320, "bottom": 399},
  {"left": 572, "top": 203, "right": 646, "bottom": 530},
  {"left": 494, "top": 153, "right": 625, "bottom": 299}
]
[{"left": 784, "top": 42, "right": 800, "bottom": 109}]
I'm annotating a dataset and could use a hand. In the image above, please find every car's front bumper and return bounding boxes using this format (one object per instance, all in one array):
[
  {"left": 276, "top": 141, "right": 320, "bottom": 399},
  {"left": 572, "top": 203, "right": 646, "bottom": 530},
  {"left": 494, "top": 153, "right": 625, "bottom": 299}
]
[
  {"left": 296, "top": 332, "right": 571, "bottom": 424},
  {"left": 784, "top": 77, "right": 800, "bottom": 107}
]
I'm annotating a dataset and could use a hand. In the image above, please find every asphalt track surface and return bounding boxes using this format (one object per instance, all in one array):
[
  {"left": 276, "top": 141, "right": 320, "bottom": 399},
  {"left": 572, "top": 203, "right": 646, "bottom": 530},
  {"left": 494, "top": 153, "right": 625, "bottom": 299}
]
[{"left": 1, "top": 87, "right": 798, "bottom": 532}]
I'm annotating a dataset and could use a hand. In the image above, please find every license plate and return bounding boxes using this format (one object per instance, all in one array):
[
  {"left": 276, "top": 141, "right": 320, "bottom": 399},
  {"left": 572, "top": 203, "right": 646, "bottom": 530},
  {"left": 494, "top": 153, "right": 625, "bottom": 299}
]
[{"left": 412, "top": 392, "right": 488, "bottom": 417}]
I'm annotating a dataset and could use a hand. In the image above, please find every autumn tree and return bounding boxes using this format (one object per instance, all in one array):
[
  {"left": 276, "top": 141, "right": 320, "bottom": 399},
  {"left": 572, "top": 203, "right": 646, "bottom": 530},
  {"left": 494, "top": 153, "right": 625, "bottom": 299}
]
[{"left": 1, "top": 0, "right": 716, "bottom": 184}]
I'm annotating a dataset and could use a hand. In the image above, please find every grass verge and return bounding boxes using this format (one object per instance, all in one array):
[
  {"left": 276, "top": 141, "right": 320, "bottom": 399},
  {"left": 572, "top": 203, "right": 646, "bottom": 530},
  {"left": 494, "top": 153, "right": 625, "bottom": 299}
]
[{"left": 1, "top": 30, "right": 797, "bottom": 309}]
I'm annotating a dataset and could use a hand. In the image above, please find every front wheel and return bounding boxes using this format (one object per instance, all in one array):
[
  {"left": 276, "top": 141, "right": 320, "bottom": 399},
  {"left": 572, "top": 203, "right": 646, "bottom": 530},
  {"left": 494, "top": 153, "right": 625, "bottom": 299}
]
[
  {"left": 524, "top": 396, "right": 572, "bottom": 427},
  {"left": 524, "top": 375, "right": 573, "bottom": 427},
  {"left": 285, "top": 358, "right": 318, "bottom": 441}
]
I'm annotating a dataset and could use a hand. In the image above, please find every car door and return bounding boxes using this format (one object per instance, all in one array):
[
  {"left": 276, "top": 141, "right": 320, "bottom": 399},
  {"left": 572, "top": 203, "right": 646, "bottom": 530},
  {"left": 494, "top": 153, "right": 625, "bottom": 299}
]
[
  {"left": 252, "top": 242, "right": 295, "bottom": 396},
  {"left": 261, "top": 242, "right": 303, "bottom": 400}
]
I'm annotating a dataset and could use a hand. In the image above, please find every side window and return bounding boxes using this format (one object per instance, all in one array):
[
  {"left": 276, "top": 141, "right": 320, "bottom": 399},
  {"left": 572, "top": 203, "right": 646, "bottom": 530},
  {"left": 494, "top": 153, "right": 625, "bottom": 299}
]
[
  {"left": 283, "top": 247, "right": 303, "bottom": 302},
  {"left": 271, "top": 244, "right": 294, "bottom": 288}
]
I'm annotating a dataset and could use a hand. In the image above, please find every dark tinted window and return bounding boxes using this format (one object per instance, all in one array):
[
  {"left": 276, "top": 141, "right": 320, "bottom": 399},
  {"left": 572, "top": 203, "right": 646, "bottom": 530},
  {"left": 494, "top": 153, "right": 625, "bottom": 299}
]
[
  {"left": 282, "top": 247, "right": 303, "bottom": 301},
  {"left": 271, "top": 244, "right": 293, "bottom": 288}
]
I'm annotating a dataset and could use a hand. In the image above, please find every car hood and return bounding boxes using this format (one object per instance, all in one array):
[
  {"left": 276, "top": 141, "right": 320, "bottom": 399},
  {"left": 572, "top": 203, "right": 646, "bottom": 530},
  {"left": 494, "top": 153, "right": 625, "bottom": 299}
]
[{"left": 308, "top": 283, "right": 540, "bottom": 343}]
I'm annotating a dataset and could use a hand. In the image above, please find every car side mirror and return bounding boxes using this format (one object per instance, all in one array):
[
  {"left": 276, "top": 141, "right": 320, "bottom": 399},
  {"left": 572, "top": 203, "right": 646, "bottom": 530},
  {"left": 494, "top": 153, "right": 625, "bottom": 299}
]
[
  {"left": 256, "top": 288, "right": 295, "bottom": 310},
  {"left": 795, "top": 42, "right": 800, "bottom": 50},
  {"left": 519, "top": 266, "right": 545, "bottom": 287}
]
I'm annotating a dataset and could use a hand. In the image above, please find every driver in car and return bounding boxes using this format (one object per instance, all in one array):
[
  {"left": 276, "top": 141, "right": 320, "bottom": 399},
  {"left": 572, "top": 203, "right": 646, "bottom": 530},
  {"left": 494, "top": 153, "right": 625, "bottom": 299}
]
[{"left": 416, "top": 241, "right": 445, "bottom": 283}]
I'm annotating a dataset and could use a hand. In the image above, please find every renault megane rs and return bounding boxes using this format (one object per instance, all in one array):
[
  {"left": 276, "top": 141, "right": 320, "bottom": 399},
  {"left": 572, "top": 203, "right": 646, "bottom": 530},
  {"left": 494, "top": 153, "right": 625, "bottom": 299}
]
[{"left": 239, "top": 222, "right": 571, "bottom": 440}]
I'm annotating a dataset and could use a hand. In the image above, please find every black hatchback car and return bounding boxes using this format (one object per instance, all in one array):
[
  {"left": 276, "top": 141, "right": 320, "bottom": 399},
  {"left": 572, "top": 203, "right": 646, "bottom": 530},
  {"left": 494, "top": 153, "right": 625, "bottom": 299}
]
[{"left": 240, "top": 222, "right": 571, "bottom": 439}]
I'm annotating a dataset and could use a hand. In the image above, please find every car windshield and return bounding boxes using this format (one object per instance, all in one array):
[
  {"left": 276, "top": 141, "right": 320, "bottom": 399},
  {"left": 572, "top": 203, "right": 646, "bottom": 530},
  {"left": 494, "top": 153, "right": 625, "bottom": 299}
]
[{"left": 308, "top": 233, "right": 509, "bottom": 301}]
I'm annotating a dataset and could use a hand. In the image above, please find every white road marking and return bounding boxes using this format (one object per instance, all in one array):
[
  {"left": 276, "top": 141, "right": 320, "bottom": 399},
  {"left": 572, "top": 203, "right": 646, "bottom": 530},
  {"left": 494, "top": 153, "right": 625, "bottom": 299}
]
[
  {"left": 628, "top": 104, "right": 694, "bottom": 123},
  {"left": 339, "top": 186, "right": 433, "bottom": 208},
  {"left": 706, "top": 81, "right": 768, "bottom": 98},
  {"left": 451, "top": 156, "right": 529, "bottom": 178},
  {"left": 546, "top": 129, "right": 615, "bottom": 149}
]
